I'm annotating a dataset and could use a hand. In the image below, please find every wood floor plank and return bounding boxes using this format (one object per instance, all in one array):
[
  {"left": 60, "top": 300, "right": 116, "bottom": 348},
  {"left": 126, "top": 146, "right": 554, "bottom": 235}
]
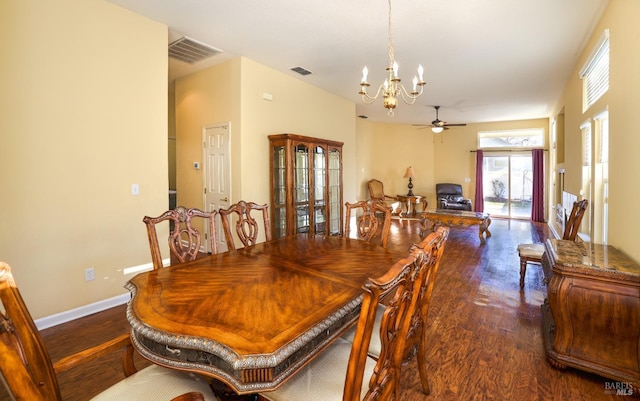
[{"left": 1, "top": 218, "right": 632, "bottom": 400}]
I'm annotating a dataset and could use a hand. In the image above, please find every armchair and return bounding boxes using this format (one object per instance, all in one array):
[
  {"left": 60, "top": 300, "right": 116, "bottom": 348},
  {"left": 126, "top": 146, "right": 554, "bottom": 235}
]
[
  {"left": 367, "top": 179, "right": 401, "bottom": 215},
  {"left": 436, "top": 183, "right": 472, "bottom": 211}
]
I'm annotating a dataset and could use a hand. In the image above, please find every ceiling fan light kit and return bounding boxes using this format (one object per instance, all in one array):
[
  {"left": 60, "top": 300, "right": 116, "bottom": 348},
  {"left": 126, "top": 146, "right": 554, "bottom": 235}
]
[{"left": 359, "top": 0, "right": 426, "bottom": 117}]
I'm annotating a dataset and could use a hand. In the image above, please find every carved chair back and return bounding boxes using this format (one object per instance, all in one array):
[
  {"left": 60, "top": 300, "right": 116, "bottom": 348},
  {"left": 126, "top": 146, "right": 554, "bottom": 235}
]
[
  {"left": 563, "top": 199, "right": 588, "bottom": 241},
  {"left": 344, "top": 199, "right": 392, "bottom": 248},
  {"left": 143, "top": 206, "right": 218, "bottom": 270},
  {"left": 343, "top": 239, "right": 434, "bottom": 400},
  {"left": 0, "top": 262, "right": 61, "bottom": 401},
  {"left": 219, "top": 201, "right": 272, "bottom": 250},
  {"left": 404, "top": 226, "right": 449, "bottom": 393}
]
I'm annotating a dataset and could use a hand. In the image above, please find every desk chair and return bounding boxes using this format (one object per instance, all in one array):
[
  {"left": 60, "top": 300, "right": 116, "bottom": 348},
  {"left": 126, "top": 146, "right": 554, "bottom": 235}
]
[
  {"left": 219, "top": 200, "right": 271, "bottom": 250},
  {"left": 0, "top": 262, "right": 218, "bottom": 401},
  {"left": 260, "top": 233, "right": 434, "bottom": 401},
  {"left": 341, "top": 226, "right": 449, "bottom": 395},
  {"left": 344, "top": 199, "right": 392, "bottom": 248},
  {"left": 518, "top": 199, "right": 588, "bottom": 288},
  {"left": 143, "top": 206, "right": 218, "bottom": 270}
]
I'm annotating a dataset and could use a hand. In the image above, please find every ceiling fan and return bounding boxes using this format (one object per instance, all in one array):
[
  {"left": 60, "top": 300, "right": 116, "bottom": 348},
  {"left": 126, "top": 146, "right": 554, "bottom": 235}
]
[{"left": 414, "top": 106, "right": 467, "bottom": 133}]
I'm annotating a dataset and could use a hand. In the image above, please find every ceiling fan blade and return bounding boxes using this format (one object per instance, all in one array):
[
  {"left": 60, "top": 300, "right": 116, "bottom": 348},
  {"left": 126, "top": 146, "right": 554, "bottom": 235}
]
[{"left": 443, "top": 123, "right": 467, "bottom": 127}]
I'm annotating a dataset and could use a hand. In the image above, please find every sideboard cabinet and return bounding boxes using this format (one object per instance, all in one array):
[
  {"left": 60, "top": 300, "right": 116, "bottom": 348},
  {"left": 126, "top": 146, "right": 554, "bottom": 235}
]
[
  {"left": 541, "top": 239, "right": 640, "bottom": 389},
  {"left": 269, "top": 134, "right": 343, "bottom": 238}
]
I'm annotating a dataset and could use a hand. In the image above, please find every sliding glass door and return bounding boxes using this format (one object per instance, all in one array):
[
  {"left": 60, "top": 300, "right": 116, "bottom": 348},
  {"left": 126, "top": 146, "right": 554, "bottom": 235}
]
[{"left": 482, "top": 153, "right": 532, "bottom": 218}]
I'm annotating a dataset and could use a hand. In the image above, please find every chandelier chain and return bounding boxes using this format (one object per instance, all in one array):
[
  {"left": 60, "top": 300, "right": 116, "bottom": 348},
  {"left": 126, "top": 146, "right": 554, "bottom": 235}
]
[{"left": 387, "top": 0, "right": 394, "bottom": 66}]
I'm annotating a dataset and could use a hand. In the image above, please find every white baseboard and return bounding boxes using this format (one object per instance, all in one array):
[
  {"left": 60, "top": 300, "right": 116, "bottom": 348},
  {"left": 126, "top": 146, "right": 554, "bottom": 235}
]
[{"left": 35, "top": 293, "right": 131, "bottom": 330}]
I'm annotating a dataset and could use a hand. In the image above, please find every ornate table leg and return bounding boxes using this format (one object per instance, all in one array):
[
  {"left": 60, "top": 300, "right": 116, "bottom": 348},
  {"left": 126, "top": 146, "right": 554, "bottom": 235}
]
[{"left": 478, "top": 217, "right": 492, "bottom": 242}]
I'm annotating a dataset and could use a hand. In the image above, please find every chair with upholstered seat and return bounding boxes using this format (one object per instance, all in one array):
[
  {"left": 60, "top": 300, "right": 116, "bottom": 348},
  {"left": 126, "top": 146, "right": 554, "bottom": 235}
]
[
  {"left": 219, "top": 200, "right": 272, "bottom": 250},
  {"left": 143, "top": 206, "right": 218, "bottom": 270},
  {"left": 341, "top": 226, "right": 449, "bottom": 395},
  {"left": 344, "top": 199, "right": 392, "bottom": 248},
  {"left": 367, "top": 178, "right": 401, "bottom": 215},
  {"left": 260, "top": 232, "right": 434, "bottom": 401},
  {"left": 0, "top": 262, "right": 218, "bottom": 401},
  {"left": 517, "top": 199, "right": 588, "bottom": 288}
]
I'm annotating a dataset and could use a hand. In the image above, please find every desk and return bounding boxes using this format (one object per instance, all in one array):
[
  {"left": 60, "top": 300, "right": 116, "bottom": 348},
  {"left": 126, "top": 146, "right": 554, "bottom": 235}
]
[
  {"left": 396, "top": 194, "right": 427, "bottom": 217},
  {"left": 125, "top": 234, "right": 400, "bottom": 395},
  {"left": 420, "top": 209, "right": 491, "bottom": 243},
  {"left": 541, "top": 239, "right": 640, "bottom": 389}
]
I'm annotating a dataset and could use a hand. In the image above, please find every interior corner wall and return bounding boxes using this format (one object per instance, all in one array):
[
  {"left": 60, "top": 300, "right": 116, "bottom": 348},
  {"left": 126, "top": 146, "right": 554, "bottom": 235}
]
[
  {"left": 551, "top": 0, "right": 640, "bottom": 260},
  {"left": 174, "top": 57, "right": 357, "bottom": 220},
  {"left": 0, "top": 0, "right": 168, "bottom": 318}
]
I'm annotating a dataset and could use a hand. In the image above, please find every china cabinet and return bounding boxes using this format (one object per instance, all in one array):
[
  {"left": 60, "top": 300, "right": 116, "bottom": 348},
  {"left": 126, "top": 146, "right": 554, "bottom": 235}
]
[{"left": 269, "top": 134, "right": 343, "bottom": 238}]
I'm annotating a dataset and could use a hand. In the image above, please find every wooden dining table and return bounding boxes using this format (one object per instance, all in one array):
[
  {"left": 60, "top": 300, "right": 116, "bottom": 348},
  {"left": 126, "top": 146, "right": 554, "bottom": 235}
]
[{"left": 125, "top": 234, "right": 401, "bottom": 395}]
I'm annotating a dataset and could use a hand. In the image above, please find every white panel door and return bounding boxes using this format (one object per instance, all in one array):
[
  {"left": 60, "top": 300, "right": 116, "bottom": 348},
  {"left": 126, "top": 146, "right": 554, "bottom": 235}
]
[{"left": 203, "top": 123, "right": 230, "bottom": 252}]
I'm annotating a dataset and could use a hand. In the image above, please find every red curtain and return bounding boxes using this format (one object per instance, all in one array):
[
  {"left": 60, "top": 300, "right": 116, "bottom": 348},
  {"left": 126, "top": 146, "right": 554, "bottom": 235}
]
[
  {"left": 474, "top": 150, "right": 484, "bottom": 212},
  {"left": 531, "top": 149, "right": 545, "bottom": 222}
]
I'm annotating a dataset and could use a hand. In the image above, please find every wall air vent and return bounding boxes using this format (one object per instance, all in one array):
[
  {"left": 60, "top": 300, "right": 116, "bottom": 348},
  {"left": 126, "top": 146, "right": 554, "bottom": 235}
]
[
  {"left": 168, "top": 37, "right": 223, "bottom": 64},
  {"left": 291, "top": 66, "right": 312, "bottom": 76}
]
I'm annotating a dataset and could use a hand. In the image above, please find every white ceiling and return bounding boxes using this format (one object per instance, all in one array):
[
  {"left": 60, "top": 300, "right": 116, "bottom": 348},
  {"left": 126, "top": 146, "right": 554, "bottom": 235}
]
[{"left": 108, "top": 0, "right": 608, "bottom": 126}]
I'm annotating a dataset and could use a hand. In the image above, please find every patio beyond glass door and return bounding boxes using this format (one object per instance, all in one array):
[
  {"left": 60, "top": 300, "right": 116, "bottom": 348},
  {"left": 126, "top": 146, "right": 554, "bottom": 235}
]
[{"left": 482, "top": 154, "right": 532, "bottom": 218}]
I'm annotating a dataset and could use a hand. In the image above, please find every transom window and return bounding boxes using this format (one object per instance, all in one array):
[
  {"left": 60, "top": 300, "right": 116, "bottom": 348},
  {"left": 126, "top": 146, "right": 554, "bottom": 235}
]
[
  {"left": 478, "top": 128, "right": 545, "bottom": 149},
  {"left": 580, "top": 30, "right": 609, "bottom": 112}
]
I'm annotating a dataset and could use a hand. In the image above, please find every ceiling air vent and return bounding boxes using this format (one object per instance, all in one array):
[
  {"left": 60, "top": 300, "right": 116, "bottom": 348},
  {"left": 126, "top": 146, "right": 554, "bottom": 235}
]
[
  {"left": 168, "top": 37, "right": 223, "bottom": 64},
  {"left": 291, "top": 66, "right": 312, "bottom": 76}
]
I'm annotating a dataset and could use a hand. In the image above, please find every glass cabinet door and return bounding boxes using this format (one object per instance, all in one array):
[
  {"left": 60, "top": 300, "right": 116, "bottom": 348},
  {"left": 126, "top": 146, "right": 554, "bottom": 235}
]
[
  {"left": 294, "top": 144, "right": 310, "bottom": 233},
  {"left": 272, "top": 145, "right": 287, "bottom": 238},
  {"left": 313, "top": 146, "right": 326, "bottom": 234},
  {"left": 328, "top": 147, "right": 341, "bottom": 235}
]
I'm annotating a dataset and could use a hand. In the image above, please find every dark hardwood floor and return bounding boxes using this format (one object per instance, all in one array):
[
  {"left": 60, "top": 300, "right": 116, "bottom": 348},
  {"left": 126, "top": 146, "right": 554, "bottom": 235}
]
[{"left": 1, "top": 218, "right": 632, "bottom": 400}]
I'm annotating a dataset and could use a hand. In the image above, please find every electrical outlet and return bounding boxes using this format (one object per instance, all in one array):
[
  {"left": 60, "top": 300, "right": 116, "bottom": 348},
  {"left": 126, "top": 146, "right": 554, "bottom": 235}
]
[{"left": 84, "top": 267, "right": 95, "bottom": 281}]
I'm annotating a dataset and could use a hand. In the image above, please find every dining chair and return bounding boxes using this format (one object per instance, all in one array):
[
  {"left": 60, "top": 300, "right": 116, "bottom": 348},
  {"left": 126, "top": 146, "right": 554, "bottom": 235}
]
[
  {"left": 341, "top": 226, "right": 449, "bottom": 395},
  {"left": 143, "top": 206, "right": 218, "bottom": 270},
  {"left": 344, "top": 199, "right": 392, "bottom": 248},
  {"left": 260, "top": 237, "right": 433, "bottom": 401},
  {"left": 517, "top": 199, "right": 588, "bottom": 288},
  {"left": 219, "top": 200, "right": 272, "bottom": 250},
  {"left": 0, "top": 262, "right": 219, "bottom": 401}
]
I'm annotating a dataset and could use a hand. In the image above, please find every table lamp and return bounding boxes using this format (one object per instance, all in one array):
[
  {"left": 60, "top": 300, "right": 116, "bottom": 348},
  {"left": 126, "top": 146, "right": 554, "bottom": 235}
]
[{"left": 403, "top": 166, "right": 416, "bottom": 196}]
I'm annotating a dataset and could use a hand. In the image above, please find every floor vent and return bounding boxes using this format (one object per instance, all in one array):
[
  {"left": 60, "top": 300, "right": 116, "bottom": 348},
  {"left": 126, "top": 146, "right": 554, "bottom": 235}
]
[{"left": 168, "top": 37, "right": 223, "bottom": 64}]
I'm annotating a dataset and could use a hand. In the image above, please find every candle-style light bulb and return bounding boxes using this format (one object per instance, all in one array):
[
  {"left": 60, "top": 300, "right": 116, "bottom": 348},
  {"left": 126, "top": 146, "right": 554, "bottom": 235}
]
[
  {"left": 361, "top": 66, "right": 368, "bottom": 83},
  {"left": 383, "top": 79, "right": 389, "bottom": 90},
  {"left": 412, "top": 76, "right": 418, "bottom": 91},
  {"left": 392, "top": 61, "right": 399, "bottom": 78},
  {"left": 417, "top": 64, "right": 424, "bottom": 82}
]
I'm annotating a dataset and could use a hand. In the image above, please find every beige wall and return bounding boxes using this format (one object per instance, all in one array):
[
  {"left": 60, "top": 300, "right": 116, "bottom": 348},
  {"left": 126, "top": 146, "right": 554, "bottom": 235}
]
[
  {"left": 551, "top": 0, "right": 640, "bottom": 260},
  {"left": 358, "top": 119, "right": 547, "bottom": 210},
  {"left": 174, "top": 57, "right": 357, "bottom": 217},
  {"left": 0, "top": 0, "right": 168, "bottom": 319}
]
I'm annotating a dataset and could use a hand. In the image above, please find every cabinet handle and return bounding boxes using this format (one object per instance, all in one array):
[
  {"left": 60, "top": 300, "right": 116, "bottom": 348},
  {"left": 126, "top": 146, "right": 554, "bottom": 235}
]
[{"left": 220, "top": 197, "right": 228, "bottom": 202}]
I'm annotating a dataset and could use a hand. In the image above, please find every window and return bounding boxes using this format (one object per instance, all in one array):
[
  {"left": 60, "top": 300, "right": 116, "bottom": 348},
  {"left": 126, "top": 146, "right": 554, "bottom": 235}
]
[
  {"left": 580, "top": 30, "right": 609, "bottom": 112},
  {"left": 478, "top": 128, "right": 545, "bottom": 149}
]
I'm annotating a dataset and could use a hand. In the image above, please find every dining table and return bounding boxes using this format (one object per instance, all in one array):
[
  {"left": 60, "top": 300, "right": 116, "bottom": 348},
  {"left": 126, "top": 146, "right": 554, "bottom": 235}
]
[{"left": 125, "top": 233, "right": 402, "bottom": 395}]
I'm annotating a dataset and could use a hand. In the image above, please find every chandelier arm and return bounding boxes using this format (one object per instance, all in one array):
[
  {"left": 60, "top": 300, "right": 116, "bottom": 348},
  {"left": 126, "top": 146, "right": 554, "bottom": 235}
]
[
  {"left": 360, "top": 84, "right": 387, "bottom": 103},
  {"left": 396, "top": 84, "right": 425, "bottom": 104}
]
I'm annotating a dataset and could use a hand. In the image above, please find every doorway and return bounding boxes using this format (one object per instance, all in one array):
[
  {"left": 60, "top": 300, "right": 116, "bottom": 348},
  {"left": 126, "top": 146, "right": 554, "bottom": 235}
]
[
  {"left": 482, "top": 153, "right": 532, "bottom": 219},
  {"left": 203, "top": 123, "right": 231, "bottom": 252}
]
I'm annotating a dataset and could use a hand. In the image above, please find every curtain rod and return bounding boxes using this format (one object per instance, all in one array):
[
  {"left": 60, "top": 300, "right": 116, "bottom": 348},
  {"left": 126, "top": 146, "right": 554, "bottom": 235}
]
[{"left": 470, "top": 149, "right": 548, "bottom": 152}]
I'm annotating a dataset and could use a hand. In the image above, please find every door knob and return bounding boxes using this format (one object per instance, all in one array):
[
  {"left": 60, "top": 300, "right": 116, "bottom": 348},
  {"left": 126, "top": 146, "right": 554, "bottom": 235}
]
[{"left": 220, "top": 197, "right": 228, "bottom": 202}]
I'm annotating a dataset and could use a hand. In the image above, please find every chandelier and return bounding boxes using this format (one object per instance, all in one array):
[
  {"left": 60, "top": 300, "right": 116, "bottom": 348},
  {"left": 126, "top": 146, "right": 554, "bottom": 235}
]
[{"left": 359, "top": 0, "right": 426, "bottom": 117}]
